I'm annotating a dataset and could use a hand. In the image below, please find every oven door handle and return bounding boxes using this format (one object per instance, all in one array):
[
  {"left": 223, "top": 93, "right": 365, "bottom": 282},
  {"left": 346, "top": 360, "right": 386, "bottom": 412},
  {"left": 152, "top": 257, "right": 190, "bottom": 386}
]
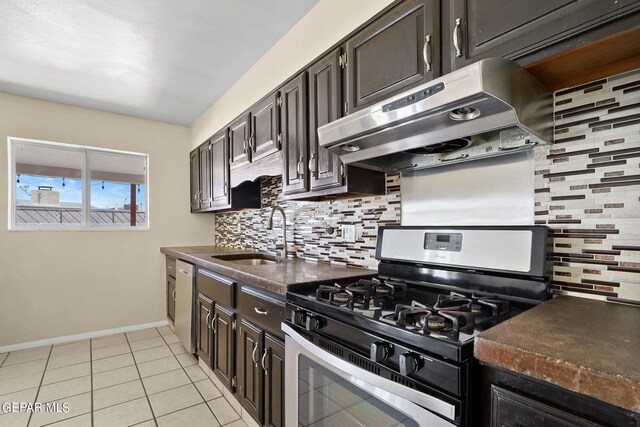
[{"left": 282, "top": 323, "right": 457, "bottom": 426}]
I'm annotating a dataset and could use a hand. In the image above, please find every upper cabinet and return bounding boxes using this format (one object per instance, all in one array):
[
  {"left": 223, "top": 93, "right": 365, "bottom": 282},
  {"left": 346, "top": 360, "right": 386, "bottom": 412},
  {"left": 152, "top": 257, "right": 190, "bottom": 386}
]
[
  {"left": 345, "top": 0, "right": 440, "bottom": 113},
  {"left": 229, "top": 113, "right": 251, "bottom": 170},
  {"left": 441, "top": 0, "right": 640, "bottom": 73},
  {"left": 308, "top": 48, "right": 344, "bottom": 192},
  {"left": 198, "top": 141, "right": 213, "bottom": 210},
  {"left": 190, "top": 149, "right": 201, "bottom": 213},
  {"left": 210, "top": 130, "right": 230, "bottom": 209},
  {"left": 250, "top": 92, "right": 281, "bottom": 162},
  {"left": 281, "top": 72, "right": 309, "bottom": 196}
]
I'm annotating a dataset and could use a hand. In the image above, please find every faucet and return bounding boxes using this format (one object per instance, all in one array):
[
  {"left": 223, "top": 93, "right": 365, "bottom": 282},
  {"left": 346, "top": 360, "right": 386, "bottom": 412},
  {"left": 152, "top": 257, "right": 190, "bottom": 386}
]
[{"left": 266, "top": 206, "right": 287, "bottom": 262}]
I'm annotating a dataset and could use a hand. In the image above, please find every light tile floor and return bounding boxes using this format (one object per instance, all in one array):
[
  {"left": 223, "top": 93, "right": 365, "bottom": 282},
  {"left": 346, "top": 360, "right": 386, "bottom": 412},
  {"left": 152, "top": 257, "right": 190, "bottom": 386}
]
[{"left": 0, "top": 326, "right": 247, "bottom": 427}]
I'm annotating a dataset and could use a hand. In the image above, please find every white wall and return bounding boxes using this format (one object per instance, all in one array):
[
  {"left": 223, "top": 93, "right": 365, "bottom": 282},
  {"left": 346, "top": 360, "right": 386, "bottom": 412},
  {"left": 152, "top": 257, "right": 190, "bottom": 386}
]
[
  {"left": 0, "top": 92, "right": 213, "bottom": 347},
  {"left": 190, "top": 0, "right": 394, "bottom": 148}
]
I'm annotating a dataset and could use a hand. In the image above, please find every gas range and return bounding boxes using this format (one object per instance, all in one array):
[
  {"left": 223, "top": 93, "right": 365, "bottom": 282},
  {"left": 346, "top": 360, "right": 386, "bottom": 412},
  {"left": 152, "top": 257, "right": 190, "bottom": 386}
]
[{"left": 283, "top": 226, "right": 552, "bottom": 427}]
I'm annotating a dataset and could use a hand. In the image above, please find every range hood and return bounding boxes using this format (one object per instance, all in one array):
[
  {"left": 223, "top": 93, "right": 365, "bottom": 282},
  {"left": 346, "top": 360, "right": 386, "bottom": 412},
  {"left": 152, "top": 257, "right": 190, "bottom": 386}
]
[{"left": 318, "top": 58, "right": 552, "bottom": 172}]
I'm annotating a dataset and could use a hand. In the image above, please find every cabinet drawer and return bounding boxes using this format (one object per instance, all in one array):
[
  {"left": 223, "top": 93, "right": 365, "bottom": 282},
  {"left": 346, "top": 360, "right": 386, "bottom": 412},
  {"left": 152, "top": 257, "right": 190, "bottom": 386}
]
[
  {"left": 239, "top": 286, "right": 286, "bottom": 340},
  {"left": 197, "top": 269, "right": 235, "bottom": 307},
  {"left": 166, "top": 256, "right": 176, "bottom": 279}
]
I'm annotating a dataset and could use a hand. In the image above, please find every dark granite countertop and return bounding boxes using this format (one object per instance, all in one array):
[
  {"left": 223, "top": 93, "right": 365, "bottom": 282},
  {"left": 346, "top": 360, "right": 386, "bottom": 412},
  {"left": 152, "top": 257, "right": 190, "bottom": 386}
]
[
  {"left": 475, "top": 295, "right": 640, "bottom": 413},
  {"left": 160, "top": 246, "right": 375, "bottom": 295}
]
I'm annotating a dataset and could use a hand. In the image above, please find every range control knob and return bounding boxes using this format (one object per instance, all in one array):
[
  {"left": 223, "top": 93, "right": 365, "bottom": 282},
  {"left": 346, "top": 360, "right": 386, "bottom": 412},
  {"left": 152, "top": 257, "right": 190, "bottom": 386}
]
[
  {"left": 305, "top": 315, "right": 322, "bottom": 331},
  {"left": 399, "top": 353, "right": 420, "bottom": 376},
  {"left": 291, "top": 310, "right": 305, "bottom": 325},
  {"left": 370, "top": 341, "right": 391, "bottom": 362}
]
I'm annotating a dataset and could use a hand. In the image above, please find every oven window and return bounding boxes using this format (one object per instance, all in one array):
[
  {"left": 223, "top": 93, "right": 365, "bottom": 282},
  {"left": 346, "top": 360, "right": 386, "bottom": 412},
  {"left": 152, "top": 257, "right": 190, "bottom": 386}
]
[{"left": 298, "top": 355, "right": 419, "bottom": 427}]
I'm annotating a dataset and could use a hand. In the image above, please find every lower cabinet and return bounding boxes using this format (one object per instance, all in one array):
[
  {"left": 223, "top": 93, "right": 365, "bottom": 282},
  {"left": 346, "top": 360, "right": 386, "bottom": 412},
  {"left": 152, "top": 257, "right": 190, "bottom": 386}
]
[
  {"left": 482, "top": 364, "right": 640, "bottom": 427},
  {"left": 263, "top": 335, "right": 285, "bottom": 427},
  {"left": 213, "top": 304, "right": 235, "bottom": 391},
  {"left": 196, "top": 293, "right": 213, "bottom": 367}
]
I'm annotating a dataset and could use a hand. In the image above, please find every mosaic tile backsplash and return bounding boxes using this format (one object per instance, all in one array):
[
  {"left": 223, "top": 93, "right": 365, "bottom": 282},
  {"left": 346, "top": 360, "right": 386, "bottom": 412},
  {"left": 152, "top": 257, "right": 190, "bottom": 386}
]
[
  {"left": 214, "top": 174, "right": 401, "bottom": 270},
  {"left": 535, "top": 68, "right": 640, "bottom": 305},
  {"left": 215, "top": 68, "right": 640, "bottom": 304}
]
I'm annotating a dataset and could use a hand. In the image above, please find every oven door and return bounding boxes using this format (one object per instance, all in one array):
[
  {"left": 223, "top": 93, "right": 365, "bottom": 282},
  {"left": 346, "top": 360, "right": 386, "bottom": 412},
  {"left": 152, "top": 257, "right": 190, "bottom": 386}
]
[{"left": 283, "top": 323, "right": 457, "bottom": 427}]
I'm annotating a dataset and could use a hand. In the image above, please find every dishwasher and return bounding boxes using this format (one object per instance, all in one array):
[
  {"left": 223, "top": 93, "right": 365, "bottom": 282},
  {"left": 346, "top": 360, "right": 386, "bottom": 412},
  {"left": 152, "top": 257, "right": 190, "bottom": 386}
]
[{"left": 175, "top": 260, "right": 195, "bottom": 354}]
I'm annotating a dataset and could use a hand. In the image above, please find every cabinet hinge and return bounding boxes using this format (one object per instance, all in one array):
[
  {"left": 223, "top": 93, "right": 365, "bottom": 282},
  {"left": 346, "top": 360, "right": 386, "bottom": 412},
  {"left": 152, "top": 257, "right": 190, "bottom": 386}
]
[
  {"left": 344, "top": 101, "right": 348, "bottom": 115},
  {"left": 232, "top": 376, "right": 237, "bottom": 389},
  {"left": 232, "top": 319, "right": 237, "bottom": 331},
  {"left": 339, "top": 53, "right": 347, "bottom": 69},
  {"left": 276, "top": 96, "right": 283, "bottom": 108}
]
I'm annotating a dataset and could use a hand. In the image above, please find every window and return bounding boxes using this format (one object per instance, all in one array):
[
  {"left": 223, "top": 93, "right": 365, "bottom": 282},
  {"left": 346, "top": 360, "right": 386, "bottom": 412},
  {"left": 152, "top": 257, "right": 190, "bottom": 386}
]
[{"left": 9, "top": 137, "right": 148, "bottom": 230}]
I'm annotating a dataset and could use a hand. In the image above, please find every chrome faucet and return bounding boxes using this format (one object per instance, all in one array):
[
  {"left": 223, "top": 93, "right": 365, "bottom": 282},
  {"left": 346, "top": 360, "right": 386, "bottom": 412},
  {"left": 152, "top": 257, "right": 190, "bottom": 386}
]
[{"left": 266, "top": 206, "right": 287, "bottom": 262}]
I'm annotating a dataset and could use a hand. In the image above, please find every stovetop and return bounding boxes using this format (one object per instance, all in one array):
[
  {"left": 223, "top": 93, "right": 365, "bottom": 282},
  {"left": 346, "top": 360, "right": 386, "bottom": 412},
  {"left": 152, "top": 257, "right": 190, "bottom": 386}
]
[{"left": 288, "top": 277, "right": 525, "bottom": 347}]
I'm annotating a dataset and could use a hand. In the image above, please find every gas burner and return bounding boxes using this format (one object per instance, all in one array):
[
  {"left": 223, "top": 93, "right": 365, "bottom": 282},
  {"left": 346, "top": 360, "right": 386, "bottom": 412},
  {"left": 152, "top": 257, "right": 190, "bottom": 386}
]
[
  {"left": 433, "top": 294, "right": 472, "bottom": 312},
  {"left": 330, "top": 292, "right": 351, "bottom": 304},
  {"left": 316, "top": 284, "right": 345, "bottom": 301},
  {"left": 426, "top": 315, "right": 446, "bottom": 330}
]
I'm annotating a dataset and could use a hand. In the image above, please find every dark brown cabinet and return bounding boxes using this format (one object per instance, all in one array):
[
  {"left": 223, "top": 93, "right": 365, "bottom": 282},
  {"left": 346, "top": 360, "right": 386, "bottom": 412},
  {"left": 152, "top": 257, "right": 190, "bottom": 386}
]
[
  {"left": 263, "top": 334, "right": 285, "bottom": 427},
  {"left": 281, "top": 72, "right": 308, "bottom": 195},
  {"left": 441, "top": 0, "right": 640, "bottom": 73},
  {"left": 229, "top": 113, "right": 251, "bottom": 170},
  {"left": 198, "top": 142, "right": 213, "bottom": 209},
  {"left": 166, "top": 256, "right": 176, "bottom": 325},
  {"left": 345, "top": 0, "right": 439, "bottom": 113},
  {"left": 238, "top": 319, "right": 263, "bottom": 422},
  {"left": 213, "top": 303, "right": 235, "bottom": 390},
  {"left": 250, "top": 92, "right": 281, "bottom": 162},
  {"left": 308, "top": 48, "right": 344, "bottom": 191},
  {"left": 196, "top": 293, "right": 213, "bottom": 366},
  {"left": 189, "top": 150, "right": 200, "bottom": 212},
  {"left": 210, "top": 130, "right": 230, "bottom": 209}
]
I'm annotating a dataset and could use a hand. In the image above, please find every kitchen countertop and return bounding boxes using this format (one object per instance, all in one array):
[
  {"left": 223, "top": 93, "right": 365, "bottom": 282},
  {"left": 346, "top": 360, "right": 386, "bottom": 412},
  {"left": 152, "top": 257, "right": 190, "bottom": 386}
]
[
  {"left": 475, "top": 295, "right": 640, "bottom": 413},
  {"left": 160, "top": 246, "right": 375, "bottom": 295}
]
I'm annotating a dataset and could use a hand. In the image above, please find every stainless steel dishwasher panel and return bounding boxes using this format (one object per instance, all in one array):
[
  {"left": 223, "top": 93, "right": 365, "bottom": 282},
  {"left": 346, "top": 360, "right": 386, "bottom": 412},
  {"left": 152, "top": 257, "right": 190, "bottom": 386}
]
[{"left": 175, "top": 260, "right": 195, "bottom": 354}]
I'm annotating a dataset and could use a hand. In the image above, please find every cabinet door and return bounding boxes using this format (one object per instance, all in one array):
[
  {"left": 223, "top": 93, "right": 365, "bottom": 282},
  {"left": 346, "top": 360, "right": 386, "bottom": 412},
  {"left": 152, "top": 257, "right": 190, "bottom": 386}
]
[
  {"left": 345, "top": 0, "right": 439, "bottom": 112},
  {"left": 213, "top": 304, "right": 235, "bottom": 390},
  {"left": 229, "top": 113, "right": 251, "bottom": 169},
  {"left": 196, "top": 294, "right": 213, "bottom": 367},
  {"left": 442, "top": 0, "right": 640, "bottom": 72},
  {"left": 491, "top": 386, "right": 600, "bottom": 427},
  {"left": 198, "top": 142, "right": 212, "bottom": 209},
  {"left": 167, "top": 277, "right": 175, "bottom": 325},
  {"left": 189, "top": 149, "right": 200, "bottom": 212},
  {"left": 281, "top": 72, "right": 308, "bottom": 195},
  {"left": 251, "top": 92, "right": 280, "bottom": 162},
  {"left": 308, "top": 48, "right": 343, "bottom": 191},
  {"left": 210, "top": 130, "right": 230, "bottom": 209},
  {"left": 238, "top": 319, "right": 263, "bottom": 424},
  {"left": 263, "top": 334, "right": 285, "bottom": 427}
]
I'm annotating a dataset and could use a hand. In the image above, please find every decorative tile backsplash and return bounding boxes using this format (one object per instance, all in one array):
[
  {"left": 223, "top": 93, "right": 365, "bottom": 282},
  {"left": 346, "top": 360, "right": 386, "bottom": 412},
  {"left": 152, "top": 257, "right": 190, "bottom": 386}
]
[
  {"left": 214, "top": 174, "right": 401, "bottom": 270},
  {"left": 534, "top": 68, "right": 640, "bottom": 305},
  {"left": 215, "top": 68, "right": 640, "bottom": 304}
]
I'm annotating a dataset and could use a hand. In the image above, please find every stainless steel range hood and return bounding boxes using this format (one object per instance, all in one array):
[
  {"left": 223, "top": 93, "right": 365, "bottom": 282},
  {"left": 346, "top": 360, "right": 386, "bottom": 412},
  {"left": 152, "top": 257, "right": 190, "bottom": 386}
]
[{"left": 318, "top": 58, "right": 552, "bottom": 172}]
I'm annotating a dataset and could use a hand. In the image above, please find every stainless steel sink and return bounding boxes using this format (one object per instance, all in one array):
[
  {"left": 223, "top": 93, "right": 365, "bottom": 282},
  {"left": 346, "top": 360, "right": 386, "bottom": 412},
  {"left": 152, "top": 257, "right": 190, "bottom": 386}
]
[{"left": 212, "top": 253, "right": 278, "bottom": 265}]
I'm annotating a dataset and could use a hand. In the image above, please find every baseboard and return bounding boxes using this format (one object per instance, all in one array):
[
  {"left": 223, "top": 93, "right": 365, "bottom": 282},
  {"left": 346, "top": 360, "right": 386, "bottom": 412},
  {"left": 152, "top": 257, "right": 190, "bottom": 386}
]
[{"left": 0, "top": 320, "right": 169, "bottom": 353}]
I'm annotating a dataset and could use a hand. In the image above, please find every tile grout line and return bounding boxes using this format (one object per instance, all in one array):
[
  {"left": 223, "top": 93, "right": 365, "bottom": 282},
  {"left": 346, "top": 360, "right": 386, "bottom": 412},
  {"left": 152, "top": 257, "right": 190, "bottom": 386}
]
[
  {"left": 125, "top": 331, "right": 160, "bottom": 427},
  {"left": 90, "top": 338, "right": 94, "bottom": 427},
  {"left": 158, "top": 326, "right": 226, "bottom": 425},
  {"left": 26, "top": 345, "right": 53, "bottom": 427}
]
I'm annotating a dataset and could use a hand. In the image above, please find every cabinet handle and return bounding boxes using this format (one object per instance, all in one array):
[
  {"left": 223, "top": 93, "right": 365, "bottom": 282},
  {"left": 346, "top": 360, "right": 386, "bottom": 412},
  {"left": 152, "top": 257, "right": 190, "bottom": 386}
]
[
  {"left": 254, "top": 307, "right": 269, "bottom": 316},
  {"left": 223, "top": 181, "right": 228, "bottom": 195},
  {"left": 261, "top": 349, "right": 269, "bottom": 373},
  {"left": 172, "top": 289, "right": 176, "bottom": 301},
  {"left": 296, "top": 157, "right": 305, "bottom": 176},
  {"left": 205, "top": 310, "right": 211, "bottom": 330},
  {"left": 308, "top": 152, "right": 316, "bottom": 176},
  {"left": 423, "top": 35, "right": 432, "bottom": 71},
  {"left": 211, "top": 313, "right": 218, "bottom": 333},
  {"left": 243, "top": 138, "right": 248, "bottom": 153},
  {"left": 252, "top": 343, "right": 259, "bottom": 367},
  {"left": 453, "top": 18, "right": 463, "bottom": 58},
  {"left": 249, "top": 134, "right": 255, "bottom": 151}
]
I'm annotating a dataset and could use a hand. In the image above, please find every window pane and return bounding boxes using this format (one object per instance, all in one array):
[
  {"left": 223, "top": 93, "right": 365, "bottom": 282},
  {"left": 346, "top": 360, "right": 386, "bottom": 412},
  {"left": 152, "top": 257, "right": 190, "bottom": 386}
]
[
  {"left": 89, "top": 152, "right": 147, "bottom": 227},
  {"left": 14, "top": 143, "right": 84, "bottom": 226}
]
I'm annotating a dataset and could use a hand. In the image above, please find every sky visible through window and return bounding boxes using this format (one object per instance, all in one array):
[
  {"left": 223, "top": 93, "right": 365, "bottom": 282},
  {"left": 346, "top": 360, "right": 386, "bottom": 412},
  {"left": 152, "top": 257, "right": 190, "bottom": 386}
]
[{"left": 16, "top": 175, "right": 145, "bottom": 210}]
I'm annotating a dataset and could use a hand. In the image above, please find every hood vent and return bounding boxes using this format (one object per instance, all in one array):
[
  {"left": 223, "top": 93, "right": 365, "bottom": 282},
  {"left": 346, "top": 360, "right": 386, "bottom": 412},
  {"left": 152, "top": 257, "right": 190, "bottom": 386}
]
[{"left": 318, "top": 58, "right": 552, "bottom": 172}]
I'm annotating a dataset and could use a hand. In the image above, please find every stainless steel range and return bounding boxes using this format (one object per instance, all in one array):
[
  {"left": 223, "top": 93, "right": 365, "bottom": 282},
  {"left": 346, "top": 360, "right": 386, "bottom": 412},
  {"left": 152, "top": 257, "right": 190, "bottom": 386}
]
[{"left": 283, "top": 226, "right": 551, "bottom": 427}]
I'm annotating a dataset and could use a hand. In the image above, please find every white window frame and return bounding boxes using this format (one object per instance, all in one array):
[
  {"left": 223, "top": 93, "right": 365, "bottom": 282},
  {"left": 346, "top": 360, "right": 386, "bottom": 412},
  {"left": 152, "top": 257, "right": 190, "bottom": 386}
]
[{"left": 8, "top": 137, "right": 149, "bottom": 231}]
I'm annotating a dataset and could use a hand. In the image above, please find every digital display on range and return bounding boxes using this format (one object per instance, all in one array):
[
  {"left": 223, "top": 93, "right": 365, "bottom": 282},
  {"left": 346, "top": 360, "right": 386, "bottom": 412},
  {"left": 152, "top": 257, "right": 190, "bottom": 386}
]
[
  {"left": 436, "top": 234, "right": 450, "bottom": 243},
  {"left": 424, "top": 232, "right": 463, "bottom": 252}
]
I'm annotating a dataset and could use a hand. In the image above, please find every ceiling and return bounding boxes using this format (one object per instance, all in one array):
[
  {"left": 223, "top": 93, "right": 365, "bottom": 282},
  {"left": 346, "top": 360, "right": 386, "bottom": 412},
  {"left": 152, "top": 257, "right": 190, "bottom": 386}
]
[{"left": 0, "top": 0, "right": 318, "bottom": 126}]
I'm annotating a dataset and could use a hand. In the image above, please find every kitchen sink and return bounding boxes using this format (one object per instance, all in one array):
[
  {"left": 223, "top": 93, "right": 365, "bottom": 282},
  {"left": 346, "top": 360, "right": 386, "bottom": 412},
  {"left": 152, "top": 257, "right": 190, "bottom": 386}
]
[{"left": 212, "top": 253, "right": 278, "bottom": 265}]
